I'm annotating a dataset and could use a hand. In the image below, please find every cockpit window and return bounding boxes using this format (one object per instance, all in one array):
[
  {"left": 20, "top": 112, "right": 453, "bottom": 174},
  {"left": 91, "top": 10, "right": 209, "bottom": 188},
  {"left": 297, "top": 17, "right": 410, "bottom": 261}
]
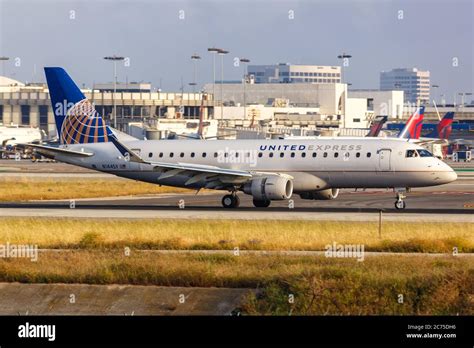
[
  {"left": 406, "top": 149, "right": 433, "bottom": 158},
  {"left": 417, "top": 149, "right": 433, "bottom": 157}
]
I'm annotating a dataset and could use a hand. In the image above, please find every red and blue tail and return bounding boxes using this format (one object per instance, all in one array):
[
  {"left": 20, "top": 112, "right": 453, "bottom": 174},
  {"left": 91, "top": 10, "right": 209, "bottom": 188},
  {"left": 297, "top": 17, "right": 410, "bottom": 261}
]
[
  {"left": 426, "top": 112, "right": 454, "bottom": 140},
  {"left": 45, "top": 67, "right": 114, "bottom": 145},
  {"left": 398, "top": 106, "right": 424, "bottom": 140}
]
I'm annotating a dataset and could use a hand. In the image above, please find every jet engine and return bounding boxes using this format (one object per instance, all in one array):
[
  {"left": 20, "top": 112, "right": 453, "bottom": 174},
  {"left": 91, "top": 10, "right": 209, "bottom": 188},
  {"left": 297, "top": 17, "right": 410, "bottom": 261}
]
[
  {"left": 299, "top": 188, "right": 339, "bottom": 200},
  {"left": 243, "top": 176, "right": 293, "bottom": 201}
]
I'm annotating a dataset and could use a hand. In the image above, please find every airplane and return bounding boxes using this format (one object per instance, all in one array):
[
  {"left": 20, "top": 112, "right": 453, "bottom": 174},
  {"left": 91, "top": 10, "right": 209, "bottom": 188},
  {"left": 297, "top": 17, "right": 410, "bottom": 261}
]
[
  {"left": 366, "top": 116, "right": 388, "bottom": 137},
  {"left": 23, "top": 67, "right": 458, "bottom": 210},
  {"left": 425, "top": 112, "right": 454, "bottom": 140}
]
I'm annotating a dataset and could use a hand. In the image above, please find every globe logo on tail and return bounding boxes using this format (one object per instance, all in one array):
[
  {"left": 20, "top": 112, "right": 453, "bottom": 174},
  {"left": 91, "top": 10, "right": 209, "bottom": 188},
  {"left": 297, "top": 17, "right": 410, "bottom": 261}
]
[{"left": 60, "top": 99, "right": 109, "bottom": 145}]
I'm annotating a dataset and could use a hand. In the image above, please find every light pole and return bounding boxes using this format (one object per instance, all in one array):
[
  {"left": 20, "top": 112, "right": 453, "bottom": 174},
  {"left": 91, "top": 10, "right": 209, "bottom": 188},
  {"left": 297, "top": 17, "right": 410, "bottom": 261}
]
[
  {"left": 337, "top": 53, "right": 351, "bottom": 129},
  {"left": 239, "top": 58, "right": 250, "bottom": 121},
  {"left": 218, "top": 49, "right": 229, "bottom": 120},
  {"left": 459, "top": 92, "right": 472, "bottom": 113},
  {"left": 207, "top": 47, "right": 221, "bottom": 119},
  {"left": 337, "top": 52, "right": 352, "bottom": 84},
  {"left": 104, "top": 55, "right": 125, "bottom": 129},
  {"left": 189, "top": 53, "right": 201, "bottom": 93},
  {"left": 431, "top": 84, "right": 439, "bottom": 106},
  {"left": 0, "top": 56, "right": 9, "bottom": 78}
]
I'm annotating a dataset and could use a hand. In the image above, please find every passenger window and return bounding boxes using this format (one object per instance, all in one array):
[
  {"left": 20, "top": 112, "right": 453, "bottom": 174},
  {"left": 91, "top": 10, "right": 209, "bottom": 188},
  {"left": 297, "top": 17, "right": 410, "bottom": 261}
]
[
  {"left": 291, "top": 152, "right": 295, "bottom": 158},
  {"left": 269, "top": 152, "right": 274, "bottom": 158},
  {"left": 323, "top": 152, "right": 328, "bottom": 158},
  {"left": 356, "top": 152, "right": 360, "bottom": 158},
  {"left": 235, "top": 152, "right": 239, "bottom": 158},
  {"left": 214, "top": 152, "right": 218, "bottom": 158},
  {"left": 344, "top": 152, "right": 350, "bottom": 158},
  {"left": 180, "top": 152, "right": 184, "bottom": 158},
  {"left": 190, "top": 152, "right": 195, "bottom": 158},
  {"left": 169, "top": 153, "right": 174, "bottom": 158},
  {"left": 258, "top": 152, "right": 263, "bottom": 158},
  {"left": 159, "top": 152, "right": 163, "bottom": 158},
  {"left": 334, "top": 152, "right": 339, "bottom": 158},
  {"left": 280, "top": 152, "right": 284, "bottom": 158},
  {"left": 148, "top": 152, "right": 153, "bottom": 158},
  {"left": 312, "top": 152, "right": 317, "bottom": 158},
  {"left": 301, "top": 152, "right": 306, "bottom": 158},
  {"left": 367, "top": 152, "right": 371, "bottom": 158},
  {"left": 202, "top": 152, "right": 206, "bottom": 158},
  {"left": 224, "top": 152, "right": 228, "bottom": 158},
  {"left": 406, "top": 150, "right": 418, "bottom": 158}
]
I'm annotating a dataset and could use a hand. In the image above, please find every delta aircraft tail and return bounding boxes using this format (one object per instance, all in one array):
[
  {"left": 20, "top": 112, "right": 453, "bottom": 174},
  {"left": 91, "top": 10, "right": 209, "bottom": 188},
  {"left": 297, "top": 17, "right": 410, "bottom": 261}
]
[{"left": 398, "top": 106, "right": 425, "bottom": 140}]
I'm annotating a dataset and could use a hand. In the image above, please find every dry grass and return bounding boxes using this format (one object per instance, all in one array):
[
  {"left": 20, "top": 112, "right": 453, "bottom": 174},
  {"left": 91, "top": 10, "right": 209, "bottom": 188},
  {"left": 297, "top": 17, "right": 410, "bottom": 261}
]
[
  {"left": 0, "top": 218, "right": 473, "bottom": 253},
  {"left": 0, "top": 177, "right": 191, "bottom": 201},
  {"left": 0, "top": 251, "right": 472, "bottom": 315}
]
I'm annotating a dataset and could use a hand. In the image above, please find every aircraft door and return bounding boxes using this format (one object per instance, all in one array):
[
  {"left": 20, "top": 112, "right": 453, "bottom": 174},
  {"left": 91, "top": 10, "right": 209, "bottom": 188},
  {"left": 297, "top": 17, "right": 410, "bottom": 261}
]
[{"left": 378, "top": 149, "right": 391, "bottom": 171}]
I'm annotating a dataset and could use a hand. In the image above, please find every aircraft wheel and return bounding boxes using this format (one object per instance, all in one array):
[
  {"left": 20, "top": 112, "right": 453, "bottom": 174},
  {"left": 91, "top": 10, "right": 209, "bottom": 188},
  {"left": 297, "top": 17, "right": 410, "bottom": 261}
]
[
  {"left": 222, "top": 194, "right": 240, "bottom": 208},
  {"left": 394, "top": 200, "right": 406, "bottom": 210},
  {"left": 253, "top": 199, "right": 271, "bottom": 208}
]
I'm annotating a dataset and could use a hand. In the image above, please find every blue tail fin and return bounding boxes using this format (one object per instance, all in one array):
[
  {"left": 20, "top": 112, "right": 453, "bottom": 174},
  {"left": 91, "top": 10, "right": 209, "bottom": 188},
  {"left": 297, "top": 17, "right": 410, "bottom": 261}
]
[{"left": 45, "top": 67, "right": 112, "bottom": 145}]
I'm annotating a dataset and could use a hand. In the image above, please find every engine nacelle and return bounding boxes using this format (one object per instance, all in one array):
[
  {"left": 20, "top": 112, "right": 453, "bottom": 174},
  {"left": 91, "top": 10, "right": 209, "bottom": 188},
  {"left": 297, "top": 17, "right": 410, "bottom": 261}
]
[
  {"left": 299, "top": 188, "right": 339, "bottom": 200},
  {"left": 243, "top": 176, "right": 293, "bottom": 201}
]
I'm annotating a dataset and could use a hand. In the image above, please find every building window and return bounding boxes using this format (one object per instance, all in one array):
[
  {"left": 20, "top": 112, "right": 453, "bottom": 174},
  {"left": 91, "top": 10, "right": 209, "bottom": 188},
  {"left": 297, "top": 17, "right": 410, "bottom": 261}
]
[
  {"left": 21, "top": 105, "right": 30, "bottom": 125},
  {"left": 353, "top": 118, "right": 361, "bottom": 123},
  {"left": 39, "top": 105, "right": 48, "bottom": 127}
]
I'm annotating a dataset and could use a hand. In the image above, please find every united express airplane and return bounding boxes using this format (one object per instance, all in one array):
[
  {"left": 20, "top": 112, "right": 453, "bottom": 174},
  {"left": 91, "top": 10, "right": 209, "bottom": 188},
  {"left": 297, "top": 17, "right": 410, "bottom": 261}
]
[{"left": 24, "top": 68, "right": 457, "bottom": 210}]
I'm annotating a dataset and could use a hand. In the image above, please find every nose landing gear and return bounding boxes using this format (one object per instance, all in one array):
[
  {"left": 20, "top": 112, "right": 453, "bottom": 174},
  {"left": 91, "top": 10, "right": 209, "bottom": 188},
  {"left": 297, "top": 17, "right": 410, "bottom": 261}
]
[
  {"left": 222, "top": 193, "right": 240, "bottom": 208},
  {"left": 394, "top": 192, "right": 406, "bottom": 210}
]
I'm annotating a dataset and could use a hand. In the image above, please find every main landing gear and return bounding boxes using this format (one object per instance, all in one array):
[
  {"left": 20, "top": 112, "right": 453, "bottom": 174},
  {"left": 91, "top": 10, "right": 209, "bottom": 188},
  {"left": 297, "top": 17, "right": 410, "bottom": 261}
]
[
  {"left": 394, "top": 191, "right": 406, "bottom": 210},
  {"left": 222, "top": 193, "right": 240, "bottom": 208}
]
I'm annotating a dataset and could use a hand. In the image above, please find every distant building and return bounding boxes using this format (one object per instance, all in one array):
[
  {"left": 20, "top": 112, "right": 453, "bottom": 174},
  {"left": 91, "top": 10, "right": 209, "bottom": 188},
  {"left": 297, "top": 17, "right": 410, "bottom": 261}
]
[
  {"left": 348, "top": 90, "right": 404, "bottom": 119},
  {"left": 0, "top": 76, "right": 212, "bottom": 137},
  {"left": 380, "top": 68, "right": 430, "bottom": 105},
  {"left": 248, "top": 63, "right": 341, "bottom": 84}
]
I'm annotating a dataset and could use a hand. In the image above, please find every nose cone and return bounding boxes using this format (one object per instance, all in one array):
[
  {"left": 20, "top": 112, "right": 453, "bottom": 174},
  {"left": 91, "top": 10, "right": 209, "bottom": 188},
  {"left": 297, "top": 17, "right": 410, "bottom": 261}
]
[
  {"left": 436, "top": 162, "right": 457, "bottom": 184},
  {"left": 441, "top": 169, "right": 457, "bottom": 183}
]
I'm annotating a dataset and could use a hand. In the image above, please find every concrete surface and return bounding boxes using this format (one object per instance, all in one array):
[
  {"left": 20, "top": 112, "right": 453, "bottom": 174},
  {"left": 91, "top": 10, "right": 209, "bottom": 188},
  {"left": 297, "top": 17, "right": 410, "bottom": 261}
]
[{"left": 0, "top": 282, "right": 253, "bottom": 315}]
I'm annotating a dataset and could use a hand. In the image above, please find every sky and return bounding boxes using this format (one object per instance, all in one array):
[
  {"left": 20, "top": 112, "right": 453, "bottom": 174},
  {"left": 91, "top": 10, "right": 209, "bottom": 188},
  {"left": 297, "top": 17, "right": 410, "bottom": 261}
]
[{"left": 0, "top": 0, "right": 472, "bottom": 102}]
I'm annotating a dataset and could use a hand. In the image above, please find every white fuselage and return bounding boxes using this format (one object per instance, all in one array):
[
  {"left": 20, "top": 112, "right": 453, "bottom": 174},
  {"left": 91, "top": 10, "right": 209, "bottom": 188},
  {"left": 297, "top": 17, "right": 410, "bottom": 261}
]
[{"left": 55, "top": 137, "right": 457, "bottom": 193}]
